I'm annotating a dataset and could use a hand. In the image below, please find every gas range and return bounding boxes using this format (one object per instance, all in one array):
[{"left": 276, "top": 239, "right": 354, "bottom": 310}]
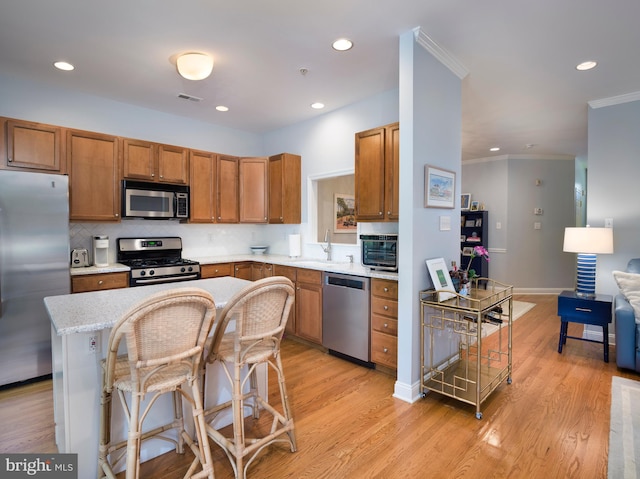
[{"left": 117, "top": 237, "right": 200, "bottom": 287}]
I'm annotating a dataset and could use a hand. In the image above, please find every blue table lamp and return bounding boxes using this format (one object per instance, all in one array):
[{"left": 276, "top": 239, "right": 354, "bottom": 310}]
[{"left": 563, "top": 226, "right": 614, "bottom": 297}]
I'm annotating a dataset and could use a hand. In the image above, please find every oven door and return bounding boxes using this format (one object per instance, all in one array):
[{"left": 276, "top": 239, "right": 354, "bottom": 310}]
[
  {"left": 124, "top": 188, "right": 175, "bottom": 219},
  {"left": 361, "top": 237, "right": 398, "bottom": 271}
]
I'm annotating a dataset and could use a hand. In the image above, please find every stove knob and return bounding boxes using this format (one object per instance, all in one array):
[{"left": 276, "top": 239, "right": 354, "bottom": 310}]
[
  {"left": 149, "top": 270, "right": 155, "bottom": 276},
  {"left": 181, "top": 267, "right": 186, "bottom": 273},
  {"left": 188, "top": 266, "right": 193, "bottom": 272},
  {"left": 140, "top": 271, "right": 146, "bottom": 276}
]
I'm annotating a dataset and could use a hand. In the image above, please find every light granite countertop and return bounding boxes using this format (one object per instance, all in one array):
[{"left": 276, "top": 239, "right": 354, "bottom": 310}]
[
  {"left": 69, "top": 254, "right": 399, "bottom": 281},
  {"left": 45, "top": 276, "right": 251, "bottom": 335}
]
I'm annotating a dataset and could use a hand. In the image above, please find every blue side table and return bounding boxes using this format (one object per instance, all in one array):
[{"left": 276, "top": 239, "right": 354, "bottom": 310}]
[{"left": 557, "top": 290, "right": 613, "bottom": 362}]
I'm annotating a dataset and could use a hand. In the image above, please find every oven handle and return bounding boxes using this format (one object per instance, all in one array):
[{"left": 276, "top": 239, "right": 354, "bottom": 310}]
[{"left": 134, "top": 274, "right": 200, "bottom": 285}]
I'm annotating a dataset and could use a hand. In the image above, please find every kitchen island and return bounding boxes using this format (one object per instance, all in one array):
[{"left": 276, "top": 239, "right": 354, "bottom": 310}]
[{"left": 45, "top": 276, "right": 253, "bottom": 479}]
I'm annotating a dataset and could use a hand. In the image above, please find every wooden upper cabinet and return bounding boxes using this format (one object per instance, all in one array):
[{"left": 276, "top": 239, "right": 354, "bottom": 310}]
[
  {"left": 189, "top": 149, "right": 216, "bottom": 223},
  {"left": 355, "top": 122, "right": 399, "bottom": 222},
  {"left": 68, "top": 129, "right": 120, "bottom": 222},
  {"left": 216, "top": 154, "right": 239, "bottom": 223},
  {"left": 122, "top": 138, "right": 188, "bottom": 184},
  {"left": 268, "top": 153, "right": 301, "bottom": 224},
  {"left": 157, "top": 144, "right": 188, "bottom": 184},
  {"left": 2, "top": 118, "right": 64, "bottom": 173},
  {"left": 385, "top": 123, "right": 400, "bottom": 221},
  {"left": 121, "top": 138, "right": 154, "bottom": 180},
  {"left": 239, "top": 157, "right": 268, "bottom": 223}
]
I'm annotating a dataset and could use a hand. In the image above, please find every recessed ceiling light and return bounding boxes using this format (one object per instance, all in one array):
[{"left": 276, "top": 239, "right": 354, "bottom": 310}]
[
  {"left": 216, "top": 105, "right": 229, "bottom": 112},
  {"left": 489, "top": 147, "right": 500, "bottom": 152},
  {"left": 576, "top": 60, "right": 597, "bottom": 71},
  {"left": 311, "top": 102, "right": 325, "bottom": 109},
  {"left": 53, "top": 61, "right": 74, "bottom": 71},
  {"left": 332, "top": 38, "right": 353, "bottom": 51}
]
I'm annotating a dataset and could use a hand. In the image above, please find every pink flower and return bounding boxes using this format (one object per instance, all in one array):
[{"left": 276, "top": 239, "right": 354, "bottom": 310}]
[{"left": 464, "top": 245, "right": 490, "bottom": 278}]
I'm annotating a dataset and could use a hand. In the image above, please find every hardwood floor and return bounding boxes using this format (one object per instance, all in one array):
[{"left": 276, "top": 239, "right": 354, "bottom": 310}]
[{"left": 1, "top": 294, "right": 637, "bottom": 478}]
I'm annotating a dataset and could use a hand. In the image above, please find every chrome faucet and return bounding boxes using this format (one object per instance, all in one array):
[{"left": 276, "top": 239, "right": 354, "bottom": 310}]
[{"left": 321, "top": 229, "right": 332, "bottom": 261}]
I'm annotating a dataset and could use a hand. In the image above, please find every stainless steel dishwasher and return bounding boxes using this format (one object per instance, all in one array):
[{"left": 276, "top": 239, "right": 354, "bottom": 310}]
[{"left": 322, "top": 272, "right": 372, "bottom": 366}]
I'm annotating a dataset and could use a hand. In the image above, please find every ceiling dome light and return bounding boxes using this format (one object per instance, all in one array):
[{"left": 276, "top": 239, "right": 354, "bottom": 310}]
[
  {"left": 576, "top": 60, "right": 597, "bottom": 71},
  {"left": 216, "top": 105, "right": 229, "bottom": 112},
  {"left": 332, "top": 38, "right": 353, "bottom": 51},
  {"left": 489, "top": 147, "right": 500, "bottom": 152},
  {"left": 311, "top": 102, "right": 325, "bottom": 109},
  {"left": 176, "top": 53, "right": 214, "bottom": 80},
  {"left": 53, "top": 61, "right": 74, "bottom": 71}
]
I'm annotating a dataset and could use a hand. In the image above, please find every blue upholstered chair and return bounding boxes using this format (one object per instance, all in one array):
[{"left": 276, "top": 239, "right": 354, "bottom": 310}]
[{"left": 614, "top": 258, "right": 640, "bottom": 372}]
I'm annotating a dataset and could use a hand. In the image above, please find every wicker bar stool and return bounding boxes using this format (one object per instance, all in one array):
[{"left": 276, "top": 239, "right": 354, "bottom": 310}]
[
  {"left": 98, "top": 287, "right": 217, "bottom": 479},
  {"left": 203, "top": 276, "right": 296, "bottom": 479}
]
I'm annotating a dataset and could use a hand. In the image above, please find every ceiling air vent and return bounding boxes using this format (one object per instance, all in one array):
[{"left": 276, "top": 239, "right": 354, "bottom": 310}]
[{"left": 177, "top": 93, "right": 203, "bottom": 102}]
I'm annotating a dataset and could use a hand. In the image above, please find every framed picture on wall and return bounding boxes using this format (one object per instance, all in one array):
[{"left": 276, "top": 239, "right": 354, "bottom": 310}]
[
  {"left": 334, "top": 193, "right": 357, "bottom": 233},
  {"left": 424, "top": 165, "right": 455, "bottom": 209}
]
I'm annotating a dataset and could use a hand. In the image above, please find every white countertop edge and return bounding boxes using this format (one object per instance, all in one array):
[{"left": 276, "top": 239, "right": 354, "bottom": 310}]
[{"left": 69, "top": 255, "right": 398, "bottom": 281}]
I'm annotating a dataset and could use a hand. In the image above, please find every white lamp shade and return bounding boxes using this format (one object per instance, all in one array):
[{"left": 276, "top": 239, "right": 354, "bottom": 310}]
[
  {"left": 563, "top": 227, "right": 614, "bottom": 254},
  {"left": 176, "top": 53, "right": 213, "bottom": 80}
]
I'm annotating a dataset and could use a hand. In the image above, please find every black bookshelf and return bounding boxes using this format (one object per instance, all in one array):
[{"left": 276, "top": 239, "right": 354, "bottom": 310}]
[{"left": 460, "top": 210, "right": 489, "bottom": 278}]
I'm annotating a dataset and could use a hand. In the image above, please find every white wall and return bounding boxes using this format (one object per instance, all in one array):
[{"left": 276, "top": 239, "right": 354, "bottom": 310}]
[
  {"left": 462, "top": 155, "right": 575, "bottom": 292},
  {"left": 395, "top": 30, "right": 462, "bottom": 402},
  {"left": 588, "top": 100, "right": 640, "bottom": 297}
]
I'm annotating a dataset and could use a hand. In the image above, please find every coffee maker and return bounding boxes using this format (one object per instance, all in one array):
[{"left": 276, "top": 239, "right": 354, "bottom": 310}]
[{"left": 93, "top": 236, "right": 109, "bottom": 267}]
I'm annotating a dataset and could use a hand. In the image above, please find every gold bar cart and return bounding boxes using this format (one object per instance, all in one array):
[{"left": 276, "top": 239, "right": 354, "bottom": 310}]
[{"left": 419, "top": 278, "right": 513, "bottom": 419}]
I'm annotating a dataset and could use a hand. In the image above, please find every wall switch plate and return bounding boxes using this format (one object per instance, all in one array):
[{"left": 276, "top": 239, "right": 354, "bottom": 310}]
[
  {"left": 496, "top": 222, "right": 502, "bottom": 229},
  {"left": 534, "top": 222, "right": 541, "bottom": 230},
  {"left": 534, "top": 208, "right": 543, "bottom": 215}
]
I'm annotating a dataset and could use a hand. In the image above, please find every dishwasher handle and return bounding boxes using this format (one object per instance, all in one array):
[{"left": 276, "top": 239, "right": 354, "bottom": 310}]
[{"left": 325, "top": 275, "right": 368, "bottom": 290}]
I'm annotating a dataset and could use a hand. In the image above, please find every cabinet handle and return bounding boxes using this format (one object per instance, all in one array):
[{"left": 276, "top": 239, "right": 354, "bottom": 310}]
[
  {"left": 151, "top": 173, "right": 155, "bottom": 177},
  {"left": 575, "top": 307, "right": 592, "bottom": 313},
  {"left": 8, "top": 157, "right": 12, "bottom": 162},
  {"left": 383, "top": 348, "right": 388, "bottom": 353},
  {"left": 218, "top": 217, "right": 221, "bottom": 220},
  {"left": 115, "top": 213, "right": 119, "bottom": 217},
  {"left": 387, "top": 211, "right": 391, "bottom": 215},
  {"left": 379, "top": 211, "right": 383, "bottom": 215},
  {"left": 98, "top": 280, "right": 104, "bottom": 285},
  {"left": 383, "top": 287, "right": 389, "bottom": 292},
  {"left": 280, "top": 216, "right": 283, "bottom": 220},
  {"left": 384, "top": 323, "right": 388, "bottom": 328},
  {"left": 384, "top": 305, "right": 389, "bottom": 311}
]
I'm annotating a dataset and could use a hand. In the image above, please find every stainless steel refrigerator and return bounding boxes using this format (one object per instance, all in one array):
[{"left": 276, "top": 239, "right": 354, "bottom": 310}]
[{"left": 0, "top": 170, "right": 70, "bottom": 387}]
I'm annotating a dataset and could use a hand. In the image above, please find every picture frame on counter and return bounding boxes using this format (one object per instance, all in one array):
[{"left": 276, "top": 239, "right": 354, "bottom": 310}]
[
  {"left": 425, "top": 257, "right": 456, "bottom": 301},
  {"left": 424, "top": 165, "right": 455, "bottom": 209}
]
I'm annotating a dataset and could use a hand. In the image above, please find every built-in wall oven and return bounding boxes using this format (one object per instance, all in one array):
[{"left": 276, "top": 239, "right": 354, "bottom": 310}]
[{"left": 360, "top": 234, "right": 398, "bottom": 272}]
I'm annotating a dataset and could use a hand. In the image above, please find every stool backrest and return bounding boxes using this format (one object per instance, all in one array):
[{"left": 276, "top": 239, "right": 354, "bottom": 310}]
[
  {"left": 207, "top": 276, "right": 295, "bottom": 364},
  {"left": 105, "top": 287, "right": 216, "bottom": 390}
]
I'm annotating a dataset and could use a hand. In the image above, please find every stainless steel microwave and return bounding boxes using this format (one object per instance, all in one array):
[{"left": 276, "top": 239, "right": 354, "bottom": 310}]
[
  {"left": 360, "top": 234, "right": 398, "bottom": 272},
  {"left": 121, "top": 180, "right": 189, "bottom": 220}
]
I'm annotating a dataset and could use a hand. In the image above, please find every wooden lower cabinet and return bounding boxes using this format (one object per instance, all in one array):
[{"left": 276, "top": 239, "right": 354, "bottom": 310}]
[
  {"left": 295, "top": 269, "right": 323, "bottom": 345},
  {"left": 370, "top": 278, "right": 398, "bottom": 369},
  {"left": 200, "top": 263, "right": 233, "bottom": 278},
  {"left": 273, "top": 265, "right": 297, "bottom": 335},
  {"left": 71, "top": 272, "right": 128, "bottom": 294},
  {"left": 233, "top": 262, "right": 252, "bottom": 280}
]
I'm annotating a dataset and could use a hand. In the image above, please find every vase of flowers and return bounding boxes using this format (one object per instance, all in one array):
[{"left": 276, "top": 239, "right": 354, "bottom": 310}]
[{"left": 464, "top": 245, "right": 490, "bottom": 282}]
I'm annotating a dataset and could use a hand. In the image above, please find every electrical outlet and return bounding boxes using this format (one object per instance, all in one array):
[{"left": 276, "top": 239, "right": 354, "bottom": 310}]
[
  {"left": 88, "top": 334, "right": 99, "bottom": 354},
  {"left": 534, "top": 208, "right": 543, "bottom": 215}
]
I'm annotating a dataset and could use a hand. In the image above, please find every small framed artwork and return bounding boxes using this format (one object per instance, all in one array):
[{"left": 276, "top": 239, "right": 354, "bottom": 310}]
[
  {"left": 461, "top": 193, "right": 471, "bottom": 211},
  {"left": 465, "top": 219, "right": 475, "bottom": 227},
  {"left": 470, "top": 201, "right": 480, "bottom": 211},
  {"left": 475, "top": 218, "right": 483, "bottom": 227},
  {"left": 424, "top": 165, "right": 455, "bottom": 209},
  {"left": 462, "top": 246, "right": 474, "bottom": 256},
  {"left": 425, "top": 257, "right": 456, "bottom": 301},
  {"left": 334, "top": 193, "right": 357, "bottom": 233}
]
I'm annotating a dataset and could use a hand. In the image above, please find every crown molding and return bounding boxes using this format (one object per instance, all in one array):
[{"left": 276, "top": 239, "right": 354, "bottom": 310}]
[
  {"left": 463, "top": 153, "right": 575, "bottom": 164},
  {"left": 413, "top": 27, "right": 469, "bottom": 80},
  {"left": 588, "top": 91, "right": 640, "bottom": 109}
]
